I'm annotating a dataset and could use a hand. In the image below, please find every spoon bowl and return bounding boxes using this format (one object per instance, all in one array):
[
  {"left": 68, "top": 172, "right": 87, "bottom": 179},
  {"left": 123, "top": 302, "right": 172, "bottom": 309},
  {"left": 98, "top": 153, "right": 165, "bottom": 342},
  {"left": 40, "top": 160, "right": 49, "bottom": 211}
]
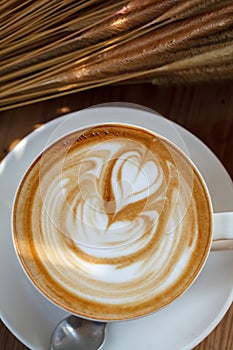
[{"left": 50, "top": 315, "right": 106, "bottom": 350}]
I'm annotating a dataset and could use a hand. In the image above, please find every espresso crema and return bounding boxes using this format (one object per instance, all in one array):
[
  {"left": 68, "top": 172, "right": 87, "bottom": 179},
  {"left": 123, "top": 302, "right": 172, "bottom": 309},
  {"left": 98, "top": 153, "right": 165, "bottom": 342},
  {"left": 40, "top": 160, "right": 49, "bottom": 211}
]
[{"left": 13, "top": 124, "right": 212, "bottom": 320}]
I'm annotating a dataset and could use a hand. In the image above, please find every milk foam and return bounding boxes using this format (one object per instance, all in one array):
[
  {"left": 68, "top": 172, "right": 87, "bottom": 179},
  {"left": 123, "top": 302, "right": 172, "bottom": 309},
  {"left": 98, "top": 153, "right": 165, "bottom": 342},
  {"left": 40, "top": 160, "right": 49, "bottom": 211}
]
[{"left": 13, "top": 125, "right": 212, "bottom": 320}]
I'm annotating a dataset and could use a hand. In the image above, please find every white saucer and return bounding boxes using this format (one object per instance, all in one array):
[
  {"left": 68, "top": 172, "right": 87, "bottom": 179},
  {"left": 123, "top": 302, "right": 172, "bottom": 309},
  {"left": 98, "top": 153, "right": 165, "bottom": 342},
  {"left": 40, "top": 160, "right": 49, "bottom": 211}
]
[{"left": 0, "top": 105, "right": 232, "bottom": 350}]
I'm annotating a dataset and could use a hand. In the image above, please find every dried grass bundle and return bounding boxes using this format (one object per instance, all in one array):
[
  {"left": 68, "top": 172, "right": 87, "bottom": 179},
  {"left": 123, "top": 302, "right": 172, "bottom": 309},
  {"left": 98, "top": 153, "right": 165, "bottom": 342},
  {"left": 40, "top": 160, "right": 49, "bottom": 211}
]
[{"left": 0, "top": 0, "right": 233, "bottom": 110}]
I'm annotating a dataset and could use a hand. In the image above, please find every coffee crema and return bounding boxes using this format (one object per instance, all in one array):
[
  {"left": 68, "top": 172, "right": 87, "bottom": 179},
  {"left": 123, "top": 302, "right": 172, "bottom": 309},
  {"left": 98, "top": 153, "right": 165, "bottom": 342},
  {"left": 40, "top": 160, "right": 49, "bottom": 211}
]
[{"left": 13, "top": 124, "right": 212, "bottom": 320}]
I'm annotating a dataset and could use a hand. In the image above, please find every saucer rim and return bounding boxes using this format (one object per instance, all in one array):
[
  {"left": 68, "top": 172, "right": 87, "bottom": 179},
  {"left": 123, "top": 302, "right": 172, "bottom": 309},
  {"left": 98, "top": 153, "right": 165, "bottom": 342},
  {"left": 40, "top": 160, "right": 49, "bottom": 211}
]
[{"left": 0, "top": 105, "right": 232, "bottom": 350}]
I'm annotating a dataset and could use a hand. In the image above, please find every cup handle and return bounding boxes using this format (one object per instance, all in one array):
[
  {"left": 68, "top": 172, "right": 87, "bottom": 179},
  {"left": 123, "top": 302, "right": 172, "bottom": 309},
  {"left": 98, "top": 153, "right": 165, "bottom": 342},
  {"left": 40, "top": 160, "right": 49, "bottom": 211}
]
[{"left": 211, "top": 212, "right": 233, "bottom": 251}]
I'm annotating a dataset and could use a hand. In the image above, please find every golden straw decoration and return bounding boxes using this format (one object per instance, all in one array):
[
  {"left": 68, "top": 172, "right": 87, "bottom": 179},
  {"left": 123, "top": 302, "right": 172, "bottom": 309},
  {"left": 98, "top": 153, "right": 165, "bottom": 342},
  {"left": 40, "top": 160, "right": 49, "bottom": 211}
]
[{"left": 0, "top": 0, "right": 233, "bottom": 110}]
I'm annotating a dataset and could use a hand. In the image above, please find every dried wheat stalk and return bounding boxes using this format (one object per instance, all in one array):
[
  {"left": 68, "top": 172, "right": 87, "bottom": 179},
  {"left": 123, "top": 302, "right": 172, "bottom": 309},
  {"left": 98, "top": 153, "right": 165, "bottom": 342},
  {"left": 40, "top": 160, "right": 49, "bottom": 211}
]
[{"left": 0, "top": 0, "right": 233, "bottom": 110}]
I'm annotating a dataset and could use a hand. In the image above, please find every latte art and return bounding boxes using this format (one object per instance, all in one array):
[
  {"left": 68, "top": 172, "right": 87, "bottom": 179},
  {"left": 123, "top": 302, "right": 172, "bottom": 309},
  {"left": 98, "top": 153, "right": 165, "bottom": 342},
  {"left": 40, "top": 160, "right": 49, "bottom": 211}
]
[
  {"left": 51, "top": 139, "right": 165, "bottom": 248},
  {"left": 13, "top": 124, "right": 211, "bottom": 320}
]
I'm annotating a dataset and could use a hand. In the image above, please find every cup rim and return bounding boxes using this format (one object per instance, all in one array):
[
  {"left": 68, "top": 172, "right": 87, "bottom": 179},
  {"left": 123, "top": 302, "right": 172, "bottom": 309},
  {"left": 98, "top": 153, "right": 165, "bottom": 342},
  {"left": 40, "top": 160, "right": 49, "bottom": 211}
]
[{"left": 11, "top": 116, "right": 213, "bottom": 321}]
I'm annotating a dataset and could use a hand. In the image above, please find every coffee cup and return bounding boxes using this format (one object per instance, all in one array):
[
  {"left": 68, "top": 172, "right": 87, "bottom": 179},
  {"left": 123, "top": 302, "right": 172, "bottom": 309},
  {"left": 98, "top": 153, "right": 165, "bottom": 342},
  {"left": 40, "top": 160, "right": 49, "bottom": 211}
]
[{"left": 11, "top": 110, "right": 233, "bottom": 322}]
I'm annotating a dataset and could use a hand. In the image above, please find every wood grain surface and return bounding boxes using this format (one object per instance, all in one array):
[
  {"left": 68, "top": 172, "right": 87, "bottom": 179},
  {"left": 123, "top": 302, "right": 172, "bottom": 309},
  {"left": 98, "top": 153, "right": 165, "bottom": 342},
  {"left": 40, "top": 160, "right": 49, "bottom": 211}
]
[{"left": 0, "top": 82, "right": 232, "bottom": 350}]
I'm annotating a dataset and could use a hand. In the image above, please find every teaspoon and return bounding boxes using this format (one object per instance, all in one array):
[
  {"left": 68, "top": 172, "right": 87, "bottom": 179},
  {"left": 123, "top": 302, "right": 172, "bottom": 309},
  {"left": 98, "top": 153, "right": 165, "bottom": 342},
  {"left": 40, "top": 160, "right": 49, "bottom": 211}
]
[{"left": 50, "top": 315, "right": 106, "bottom": 350}]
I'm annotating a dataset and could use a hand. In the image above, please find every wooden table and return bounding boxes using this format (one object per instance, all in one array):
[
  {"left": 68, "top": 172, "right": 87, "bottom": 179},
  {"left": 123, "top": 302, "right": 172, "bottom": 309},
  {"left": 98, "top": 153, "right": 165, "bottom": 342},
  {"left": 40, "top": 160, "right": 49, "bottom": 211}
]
[{"left": 0, "top": 82, "right": 232, "bottom": 349}]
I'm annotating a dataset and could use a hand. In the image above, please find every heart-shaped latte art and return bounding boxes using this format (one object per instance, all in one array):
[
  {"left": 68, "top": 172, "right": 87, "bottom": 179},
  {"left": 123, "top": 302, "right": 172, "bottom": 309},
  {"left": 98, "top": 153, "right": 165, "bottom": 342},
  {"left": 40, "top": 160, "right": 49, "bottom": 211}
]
[{"left": 53, "top": 139, "right": 166, "bottom": 249}]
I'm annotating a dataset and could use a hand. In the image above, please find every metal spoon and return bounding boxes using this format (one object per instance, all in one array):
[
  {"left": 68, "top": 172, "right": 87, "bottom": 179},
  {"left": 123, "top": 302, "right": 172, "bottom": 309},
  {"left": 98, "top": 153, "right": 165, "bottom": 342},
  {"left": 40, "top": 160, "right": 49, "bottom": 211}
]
[{"left": 50, "top": 315, "right": 106, "bottom": 350}]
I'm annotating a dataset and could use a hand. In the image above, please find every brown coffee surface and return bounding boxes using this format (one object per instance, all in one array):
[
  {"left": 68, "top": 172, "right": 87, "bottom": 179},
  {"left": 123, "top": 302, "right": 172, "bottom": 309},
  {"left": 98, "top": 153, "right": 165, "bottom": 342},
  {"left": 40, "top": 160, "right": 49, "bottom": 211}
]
[{"left": 13, "top": 124, "right": 212, "bottom": 320}]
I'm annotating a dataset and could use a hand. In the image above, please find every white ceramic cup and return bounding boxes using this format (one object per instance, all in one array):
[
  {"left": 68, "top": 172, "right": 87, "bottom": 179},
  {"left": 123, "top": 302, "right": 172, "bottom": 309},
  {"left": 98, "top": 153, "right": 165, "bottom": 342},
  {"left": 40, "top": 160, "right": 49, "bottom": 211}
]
[{"left": 11, "top": 105, "right": 233, "bottom": 321}]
